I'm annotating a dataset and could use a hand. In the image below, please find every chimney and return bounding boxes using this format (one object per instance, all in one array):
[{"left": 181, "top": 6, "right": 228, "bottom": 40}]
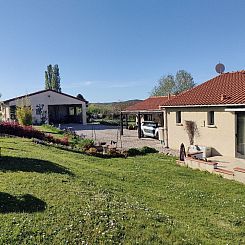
[
  {"left": 168, "top": 93, "right": 171, "bottom": 100},
  {"left": 221, "top": 94, "right": 226, "bottom": 101}
]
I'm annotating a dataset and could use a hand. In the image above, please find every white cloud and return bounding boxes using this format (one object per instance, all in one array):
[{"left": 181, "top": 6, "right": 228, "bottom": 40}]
[
  {"left": 63, "top": 80, "right": 148, "bottom": 89},
  {"left": 63, "top": 81, "right": 94, "bottom": 88}
]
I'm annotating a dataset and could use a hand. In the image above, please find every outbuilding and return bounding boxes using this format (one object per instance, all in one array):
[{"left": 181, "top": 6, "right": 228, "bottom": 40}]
[{"left": 1, "top": 89, "right": 88, "bottom": 125}]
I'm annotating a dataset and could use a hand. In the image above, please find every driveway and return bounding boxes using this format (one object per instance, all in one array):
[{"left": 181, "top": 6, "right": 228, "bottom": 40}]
[{"left": 61, "top": 123, "right": 178, "bottom": 156}]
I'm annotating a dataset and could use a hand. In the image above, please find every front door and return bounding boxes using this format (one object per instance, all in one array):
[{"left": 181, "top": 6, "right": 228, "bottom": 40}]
[
  {"left": 48, "top": 105, "right": 59, "bottom": 124},
  {"left": 236, "top": 112, "right": 245, "bottom": 158}
]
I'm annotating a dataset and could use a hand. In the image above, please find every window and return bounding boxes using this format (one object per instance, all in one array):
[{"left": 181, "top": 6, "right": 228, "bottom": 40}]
[
  {"left": 144, "top": 114, "right": 152, "bottom": 121},
  {"left": 69, "top": 107, "right": 75, "bottom": 116},
  {"left": 10, "top": 106, "right": 16, "bottom": 120},
  {"left": 176, "top": 111, "right": 181, "bottom": 124},
  {"left": 207, "top": 111, "right": 214, "bottom": 125},
  {"left": 76, "top": 107, "right": 82, "bottom": 115}
]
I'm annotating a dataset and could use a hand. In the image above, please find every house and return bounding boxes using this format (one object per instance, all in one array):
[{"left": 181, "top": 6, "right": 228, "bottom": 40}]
[
  {"left": 1, "top": 89, "right": 88, "bottom": 125},
  {"left": 161, "top": 71, "right": 245, "bottom": 158}
]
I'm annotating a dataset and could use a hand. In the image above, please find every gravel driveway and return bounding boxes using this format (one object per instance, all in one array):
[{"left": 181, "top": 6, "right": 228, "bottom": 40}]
[{"left": 62, "top": 123, "right": 179, "bottom": 156}]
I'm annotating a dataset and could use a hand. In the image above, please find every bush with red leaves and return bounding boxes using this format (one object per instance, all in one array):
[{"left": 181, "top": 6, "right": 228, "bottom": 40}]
[{"left": 0, "top": 122, "right": 69, "bottom": 146}]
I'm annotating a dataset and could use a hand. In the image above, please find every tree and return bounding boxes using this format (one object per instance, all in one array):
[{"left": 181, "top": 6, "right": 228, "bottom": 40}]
[
  {"left": 151, "top": 70, "right": 195, "bottom": 96},
  {"left": 151, "top": 75, "right": 175, "bottom": 96},
  {"left": 45, "top": 64, "right": 61, "bottom": 92},
  {"left": 77, "top": 94, "right": 85, "bottom": 101},
  {"left": 175, "top": 70, "right": 195, "bottom": 94}
]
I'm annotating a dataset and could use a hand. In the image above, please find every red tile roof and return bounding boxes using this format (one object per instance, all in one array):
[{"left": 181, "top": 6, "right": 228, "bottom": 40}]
[
  {"left": 162, "top": 71, "right": 245, "bottom": 107},
  {"left": 125, "top": 96, "right": 171, "bottom": 111}
]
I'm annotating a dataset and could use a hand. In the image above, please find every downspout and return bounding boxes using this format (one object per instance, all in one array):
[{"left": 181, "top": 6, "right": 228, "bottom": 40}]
[{"left": 164, "top": 109, "right": 169, "bottom": 148}]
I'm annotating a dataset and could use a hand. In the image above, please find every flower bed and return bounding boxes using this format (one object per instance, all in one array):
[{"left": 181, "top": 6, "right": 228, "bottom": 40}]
[{"left": 0, "top": 122, "right": 68, "bottom": 146}]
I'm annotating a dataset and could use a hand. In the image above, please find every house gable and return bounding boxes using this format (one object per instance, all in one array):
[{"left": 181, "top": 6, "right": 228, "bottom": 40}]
[{"left": 4, "top": 89, "right": 88, "bottom": 105}]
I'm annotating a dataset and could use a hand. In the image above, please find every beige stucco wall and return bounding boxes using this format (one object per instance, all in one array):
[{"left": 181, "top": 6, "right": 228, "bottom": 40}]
[
  {"left": 4, "top": 90, "right": 87, "bottom": 125},
  {"left": 166, "top": 107, "right": 236, "bottom": 157}
]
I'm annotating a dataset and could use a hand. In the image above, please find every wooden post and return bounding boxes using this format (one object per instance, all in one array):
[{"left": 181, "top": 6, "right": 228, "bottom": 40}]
[
  {"left": 120, "top": 112, "right": 123, "bottom": 136},
  {"left": 138, "top": 112, "right": 141, "bottom": 138},
  {"left": 125, "top": 114, "right": 128, "bottom": 129}
]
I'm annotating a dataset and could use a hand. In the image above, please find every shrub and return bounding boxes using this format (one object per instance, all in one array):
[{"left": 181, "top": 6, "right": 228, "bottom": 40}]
[
  {"left": 127, "top": 146, "right": 159, "bottom": 157},
  {"left": 141, "top": 146, "right": 159, "bottom": 154},
  {"left": 56, "top": 136, "right": 69, "bottom": 146},
  {"left": 184, "top": 120, "right": 199, "bottom": 145},
  {"left": 16, "top": 107, "right": 32, "bottom": 126},
  {"left": 128, "top": 124, "right": 136, "bottom": 130},
  {"left": 16, "top": 96, "right": 32, "bottom": 126},
  {"left": 0, "top": 122, "right": 44, "bottom": 139},
  {"left": 127, "top": 148, "right": 143, "bottom": 157},
  {"left": 99, "top": 120, "right": 120, "bottom": 126},
  {"left": 86, "top": 147, "right": 98, "bottom": 154},
  {"left": 0, "top": 122, "right": 69, "bottom": 146},
  {"left": 77, "top": 139, "right": 94, "bottom": 150}
]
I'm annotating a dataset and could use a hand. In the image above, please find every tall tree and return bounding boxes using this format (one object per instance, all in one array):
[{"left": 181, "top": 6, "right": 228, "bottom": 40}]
[
  {"left": 45, "top": 65, "right": 53, "bottom": 90},
  {"left": 151, "top": 70, "right": 195, "bottom": 96},
  {"left": 151, "top": 75, "right": 175, "bottom": 96},
  {"left": 45, "top": 64, "right": 61, "bottom": 92},
  {"left": 175, "top": 70, "right": 195, "bottom": 94}
]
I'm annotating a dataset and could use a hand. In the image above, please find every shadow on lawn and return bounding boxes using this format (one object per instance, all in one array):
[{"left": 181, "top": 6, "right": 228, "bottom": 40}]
[
  {"left": 0, "top": 192, "right": 46, "bottom": 213},
  {"left": 0, "top": 156, "right": 74, "bottom": 175}
]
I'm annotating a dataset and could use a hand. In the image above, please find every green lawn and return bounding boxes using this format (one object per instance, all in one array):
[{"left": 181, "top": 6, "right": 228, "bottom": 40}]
[
  {"left": 0, "top": 137, "right": 244, "bottom": 244},
  {"left": 34, "top": 125, "right": 65, "bottom": 138}
]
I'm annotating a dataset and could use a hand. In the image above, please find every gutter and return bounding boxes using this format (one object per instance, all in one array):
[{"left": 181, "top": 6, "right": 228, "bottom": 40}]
[
  {"left": 121, "top": 110, "right": 163, "bottom": 113},
  {"left": 160, "top": 103, "right": 245, "bottom": 108}
]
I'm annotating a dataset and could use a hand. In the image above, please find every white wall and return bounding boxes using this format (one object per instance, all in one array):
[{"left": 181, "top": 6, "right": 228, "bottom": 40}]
[{"left": 4, "top": 90, "right": 87, "bottom": 125}]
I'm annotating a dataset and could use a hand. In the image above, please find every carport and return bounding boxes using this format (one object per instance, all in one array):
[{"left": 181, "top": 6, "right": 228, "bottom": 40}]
[
  {"left": 120, "top": 110, "right": 164, "bottom": 138},
  {"left": 120, "top": 96, "right": 172, "bottom": 139}
]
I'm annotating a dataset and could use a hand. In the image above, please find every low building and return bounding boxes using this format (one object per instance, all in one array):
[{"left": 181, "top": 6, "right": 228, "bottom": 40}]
[
  {"left": 121, "top": 96, "right": 172, "bottom": 138},
  {"left": 123, "top": 96, "right": 172, "bottom": 125},
  {"left": 1, "top": 89, "right": 88, "bottom": 125},
  {"left": 161, "top": 71, "right": 245, "bottom": 158}
]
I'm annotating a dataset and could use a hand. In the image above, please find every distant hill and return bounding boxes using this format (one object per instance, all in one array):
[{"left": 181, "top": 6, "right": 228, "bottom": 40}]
[
  {"left": 91, "top": 99, "right": 142, "bottom": 106},
  {"left": 89, "top": 99, "right": 142, "bottom": 111}
]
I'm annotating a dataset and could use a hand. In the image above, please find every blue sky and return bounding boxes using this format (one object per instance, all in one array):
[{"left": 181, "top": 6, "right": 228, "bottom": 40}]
[{"left": 0, "top": 0, "right": 245, "bottom": 102}]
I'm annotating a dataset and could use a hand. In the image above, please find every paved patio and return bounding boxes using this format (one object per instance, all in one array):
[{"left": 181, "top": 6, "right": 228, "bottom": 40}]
[
  {"left": 61, "top": 123, "right": 179, "bottom": 156},
  {"left": 207, "top": 155, "right": 245, "bottom": 171}
]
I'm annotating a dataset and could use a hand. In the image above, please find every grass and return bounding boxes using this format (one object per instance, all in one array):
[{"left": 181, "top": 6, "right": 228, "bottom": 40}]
[
  {"left": 0, "top": 137, "right": 245, "bottom": 244},
  {"left": 34, "top": 125, "right": 64, "bottom": 138},
  {"left": 35, "top": 125, "right": 93, "bottom": 148}
]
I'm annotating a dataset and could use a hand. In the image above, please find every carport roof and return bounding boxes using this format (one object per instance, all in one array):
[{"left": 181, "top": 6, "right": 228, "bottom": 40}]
[{"left": 123, "top": 96, "right": 171, "bottom": 112}]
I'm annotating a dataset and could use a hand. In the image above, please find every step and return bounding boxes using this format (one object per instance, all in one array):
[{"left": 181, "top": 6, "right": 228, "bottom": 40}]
[
  {"left": 214, "top": 168, "right": 234, "bottom": 176},
  {"left": 234, "top": 167, "right": 245, "bottom": 173}
]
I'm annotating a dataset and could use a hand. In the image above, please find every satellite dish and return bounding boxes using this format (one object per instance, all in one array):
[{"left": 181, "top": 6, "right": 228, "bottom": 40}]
[{"left": 215, "top": 63, "right": 225, "bottom": 74}]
